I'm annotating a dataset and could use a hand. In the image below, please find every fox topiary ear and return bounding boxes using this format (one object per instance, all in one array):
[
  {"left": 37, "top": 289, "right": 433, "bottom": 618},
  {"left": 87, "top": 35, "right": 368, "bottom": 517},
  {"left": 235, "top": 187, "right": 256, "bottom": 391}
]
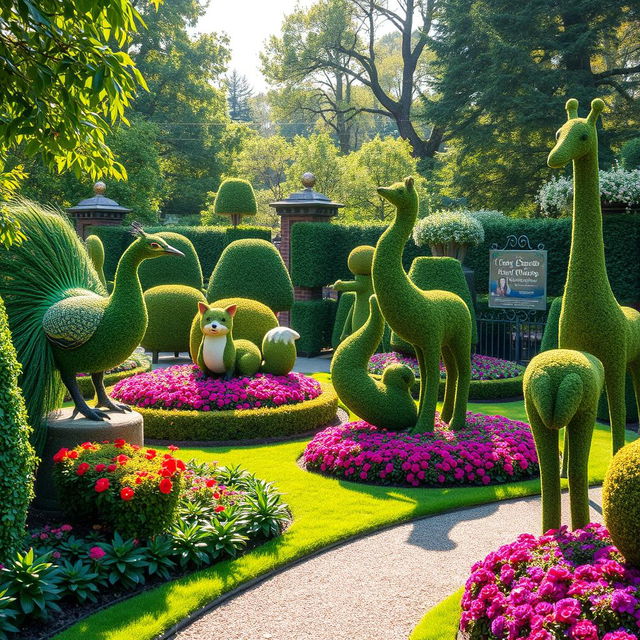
[
  {"left": 225, "top": 304, "right": 237, "bottom": 317},
  {"left": 198, "top": 302, "right": 209, "bottom": 315}
]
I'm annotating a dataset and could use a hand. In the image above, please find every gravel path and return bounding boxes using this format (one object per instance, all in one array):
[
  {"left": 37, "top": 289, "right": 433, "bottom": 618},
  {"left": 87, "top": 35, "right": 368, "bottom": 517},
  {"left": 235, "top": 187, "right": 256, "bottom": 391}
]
[{"left": 173, "top": 487, "right": 604, "bottom": 640}]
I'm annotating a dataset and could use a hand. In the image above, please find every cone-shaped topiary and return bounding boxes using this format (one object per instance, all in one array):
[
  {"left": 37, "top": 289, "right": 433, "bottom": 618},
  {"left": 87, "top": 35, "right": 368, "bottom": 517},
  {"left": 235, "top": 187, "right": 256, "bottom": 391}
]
[
  {"left": 524, "top": 349, "right": 604, "bottom": 532},
  {"left": 548, "top": 98, "right": 640, "bottom": 455},
  {"left": 331, "top": 295, "right": 417, "bottom": 430},
  {"left": 372, "top": 177, "right": 472, "bottom": 433},
  {"left": 142, "top": 285, "right": 207, "bottom": 356},
  {"left": 603, "top": 438, "right": 640, "bottom": 565},
  {"left": 85, "top": 235, "right": 106, "bottom": 287},
  {"left": 138, "top": 232, "right": 203, "bottom": 291},
  {"left": 207, "top": 239, "right": 293, "bottom": 312},
  {"left": 0, "top": 296, "right": 37, "bottom": 563},
  {"left": 214, "top": 178, "right": 258, "bottom": 227}
]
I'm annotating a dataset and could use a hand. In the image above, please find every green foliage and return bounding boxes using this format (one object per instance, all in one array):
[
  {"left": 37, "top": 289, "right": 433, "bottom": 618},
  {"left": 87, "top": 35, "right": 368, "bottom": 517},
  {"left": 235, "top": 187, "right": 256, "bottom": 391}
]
[
  {"left": 603, "top": 438, "right": 640, "bottom": 565},
  {"left": 207, "top": 239, "right": 293, "bottom": 312},
  {"left": 540, "top": 296, "right": 562, "bottom": 352},
  {"left": 57, "top": 559, "right": 103, "bottom": 604},
  {"left": 621, "top": 138, "right": 640, "bottom": 170},
  {"left": 138, "top": 383, "right": 338, "bottom": 441},
  {"left": 331, "top": 291, "right": 355, "bottom": 349},
  {"left": 240, "top": 481, "right": 290, "bottom": 539},
  {"left": 142, "top": 535, "right": 176, "bottom": 581},
  {"left": 97, "top": 532, "right": 149, "bottom": 591},
  {"left": 213, "top": 179, "right": 257, "bottom": 218},
  {"left": 142, "top": 285, "right": 206, "bottom": 354},
  {"left": 202, "top": 516, "right": 248, "bottom": 560},
  {"left": 412, "top": 212, "right": 484, "bottom": 252},
  {"left": 86, "top": 235, "right": 107, "bottom": 287},
  {"left": 331, "top": 295, "right": 417, "bottom": 430},
  {"left": 291, "top": 298, "right": 337, "bottom": 356},
  {"left": 0, "top": 588, "right": 19, "bottom": 638},
  {"left": 0, "top": 297, "right": 36, "bottom": 564},
  {"left": 138, "top": 232, "right": 203, "bottom": 290},
  {"left": 524, "top": 349, "right": 604, "bottom": 531}
]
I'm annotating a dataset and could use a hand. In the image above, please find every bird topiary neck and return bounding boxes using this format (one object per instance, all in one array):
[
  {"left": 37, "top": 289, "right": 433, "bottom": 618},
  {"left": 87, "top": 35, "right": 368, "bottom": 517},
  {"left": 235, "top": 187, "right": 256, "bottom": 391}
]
[{"left": 110, "top": 245, "right": 145, "bottom": 307}]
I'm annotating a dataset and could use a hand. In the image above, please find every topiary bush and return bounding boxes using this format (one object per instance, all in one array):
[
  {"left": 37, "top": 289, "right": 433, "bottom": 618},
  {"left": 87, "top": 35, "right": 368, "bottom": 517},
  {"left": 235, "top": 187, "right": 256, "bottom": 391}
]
[
  {"left": 621, "top": 137, "right": 640, "bottom": 170},
  {"left": 213, "top": 178, "right": 257, "bottom": 227},
  {"left": 142, "top": 285, "right": 206, "bottom": 355},
  {"left": 291, "top": 298, "right": 337, "bottom": 356},
  {"left": 85, "top": 235, "right": 106, "bottom": 287},
  {"left": 331, "top": 292, "right": 355, "bottom": 348},
  {"left": 138, "top": 232, "right": 203, "bottom": 291},
  {"left": 53, "top": 441, "right": 184, "bottom": 539},
  {"left": 0, "top": 297, "right": 36, "bottom": 563},
  {"left": 412, "top": 211, "right": 484, "bottom": 262},
  {"left": 206, "top": 239, "right": 293, "bottom": 312},
  {"left": 603, "top": 438, "right": 640, "bottom": 565}
]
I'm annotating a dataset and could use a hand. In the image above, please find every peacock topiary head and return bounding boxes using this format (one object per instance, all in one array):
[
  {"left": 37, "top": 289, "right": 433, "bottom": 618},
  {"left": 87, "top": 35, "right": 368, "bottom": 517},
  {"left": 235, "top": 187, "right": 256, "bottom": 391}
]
[
  {"left": 130, "top": 223, "right": 185, "bottom": 260},
  {"left": 548, "top": 98, "right": 604, "bottom": 169},
  {"left": 377, "top": 176, "right": 418, "bottom": 214}
]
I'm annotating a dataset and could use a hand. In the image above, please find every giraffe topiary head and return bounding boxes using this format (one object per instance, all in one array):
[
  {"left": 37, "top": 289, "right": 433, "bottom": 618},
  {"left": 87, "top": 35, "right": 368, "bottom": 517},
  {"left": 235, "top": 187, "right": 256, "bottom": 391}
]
[
  {"left": 377, "top": 176, "right": 418, "bottom": 215},
  {"left": 548, "top": 98, "right": 605, "bottom": 169}
]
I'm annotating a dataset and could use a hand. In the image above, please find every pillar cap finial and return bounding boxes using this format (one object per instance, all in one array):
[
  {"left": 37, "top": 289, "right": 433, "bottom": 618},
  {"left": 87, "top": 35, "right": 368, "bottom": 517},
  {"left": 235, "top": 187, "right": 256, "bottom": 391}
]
[
  {"left": 301, "top": 172, "right": 316, "bottom": 189},
  {"left": 93, "top": 181, "right": 106, "bottom": 195}
]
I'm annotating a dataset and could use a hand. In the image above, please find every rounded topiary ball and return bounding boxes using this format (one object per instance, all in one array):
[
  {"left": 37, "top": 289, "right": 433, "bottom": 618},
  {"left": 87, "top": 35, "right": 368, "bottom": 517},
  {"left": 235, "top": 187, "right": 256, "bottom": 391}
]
[
  {"left": 347, "top": 245, "right": 374, "bottom": 276},
  {"left": 189, "top": 297, "right": 278, "bottom": 362},
  {"left": 603, "top": 438, "right": 640, "bottom": 565},
  {"left": 142, "top": 285, "right": 206, "bottom": 354},
  {"left": 214, "top": 178, "right": 257, "bottom": 226},
  {"left": 138, "top": 232, "right": 203, "bottom": 291}
]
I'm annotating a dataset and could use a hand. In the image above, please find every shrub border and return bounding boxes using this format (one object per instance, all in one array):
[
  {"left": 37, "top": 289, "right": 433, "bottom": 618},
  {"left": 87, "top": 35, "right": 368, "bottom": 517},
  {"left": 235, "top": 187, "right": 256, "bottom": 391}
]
[{"left": 137, "top": 383, "right": 338, "bottom": 441}]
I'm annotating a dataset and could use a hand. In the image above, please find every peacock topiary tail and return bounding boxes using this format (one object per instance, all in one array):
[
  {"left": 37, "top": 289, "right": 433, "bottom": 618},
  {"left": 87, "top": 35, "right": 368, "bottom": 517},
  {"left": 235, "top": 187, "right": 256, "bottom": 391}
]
[{"left": 0, "top": 200, "right": 106, "bottom": 451}]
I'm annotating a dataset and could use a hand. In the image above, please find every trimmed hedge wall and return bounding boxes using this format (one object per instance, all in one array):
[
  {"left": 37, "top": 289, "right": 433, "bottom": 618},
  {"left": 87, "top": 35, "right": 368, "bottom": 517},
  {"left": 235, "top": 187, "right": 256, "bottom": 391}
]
[
  {"left": 291, "top": 298, "right": 337, "bottom": 357},
  {"left": 291, "top": 215, "right": 640, "bottom": 303},
  {"left": 90, "top": 225, "right": 271, "bottom": 281}
]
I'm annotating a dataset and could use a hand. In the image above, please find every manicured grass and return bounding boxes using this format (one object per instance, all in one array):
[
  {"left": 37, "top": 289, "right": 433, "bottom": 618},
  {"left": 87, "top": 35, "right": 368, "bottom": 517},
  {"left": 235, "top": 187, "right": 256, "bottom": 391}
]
[
  {"left": 54, "top": 394, "right": 635, "bottom": 640},
  {"left": 409, "top": 588, "right": 464, "bottom": 640}
]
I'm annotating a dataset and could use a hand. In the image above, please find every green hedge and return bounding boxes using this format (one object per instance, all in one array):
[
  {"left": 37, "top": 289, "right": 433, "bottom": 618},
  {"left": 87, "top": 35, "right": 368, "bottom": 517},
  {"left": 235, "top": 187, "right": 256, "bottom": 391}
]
[
  {"left": 291, "top": 298, "right": 337, "bottom": 357},
  {"left": 291, "top": 215, "right": 640, "bottom": 303},
  {"left": 140, "top": 383, "right": 338, "bottom": 442},
  {"left": 89, "top": 225, "right": 271, "bottom": 281}
]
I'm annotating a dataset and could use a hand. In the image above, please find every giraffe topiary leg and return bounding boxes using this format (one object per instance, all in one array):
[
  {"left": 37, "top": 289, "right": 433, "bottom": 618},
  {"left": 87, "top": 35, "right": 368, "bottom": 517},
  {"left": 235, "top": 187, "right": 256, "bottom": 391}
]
[
  {"left": 415, "top": 346, "right": 428, "bottom": 417},
  {"left": 605, "top": 364, "right": 627, "bottom": 454},
  {"left": 566, "top": 412, "right": 595, "bottom": 530},
  {"left": 412, "top": 346, "right": 440, "bottom": 433},
  {"left": 628, "top": 360, "right": 640, "bottom": 426},
  {"left": 560, "top": 429, "right": 569, "bottom": 478},
  {"left": 448, "top": 333, "right": 471, "bottom": 432},
  {"left": 440, "top": 345, "right": 457, "bottom": 423}
]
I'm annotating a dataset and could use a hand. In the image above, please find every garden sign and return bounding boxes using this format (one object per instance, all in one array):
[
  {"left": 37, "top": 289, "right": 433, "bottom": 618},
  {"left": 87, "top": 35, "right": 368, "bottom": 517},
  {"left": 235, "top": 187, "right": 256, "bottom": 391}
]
[{"left": 489, "top": 248, "right": 547, "bottom": 311}]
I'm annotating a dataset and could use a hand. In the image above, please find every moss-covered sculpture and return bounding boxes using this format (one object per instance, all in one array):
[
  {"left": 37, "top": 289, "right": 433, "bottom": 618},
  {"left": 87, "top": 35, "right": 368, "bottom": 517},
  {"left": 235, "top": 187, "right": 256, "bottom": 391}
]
[
  {"left": 0, "top": 296, "right": 36, "bottom": 562},
  {"left": 331, "top": 245, "right": 375, "bottom": 341},
  {"left": 331, "top": 295, "right": 417, "bottom": 430},
  {"left": 603, "top": 438, "right": 640, "bottom": 565},
  {"left": 0, "top": 203, "right": 184, "bottom": 451},
  {"left": 331, "top": 291, "right": 356, "bottom": 348},
  {"left": 540, "top": 296, "right": 562, "bottom": 352},
  {"left": 372, "top": 177, "right": 472, "bottom": 432},
  {"left": 141, "top": 285, "right": 207, "bottom": 358},
  {"left": 213, "top": 178, "right": 258, "bottom": 227},
  {"left": 206, "top": 239, "right": 293, "bottom": 312},
  {"left": 548, "top": 98, "right": 640, "bottom": 454},
  {"left": 138, "top": 231, "right": 203, "bottom": 291},
  {"left": 524, "top": 349, "right": 604, "bottom": 532},
  {"left": 391, "top": 256, "right": 478, "bottom": 355},
  {"left": 85, "top": 234, "right": 106, "bottom": 288},
  {"left": 193, "top": 302, "right": 299, "bottom": 378}
]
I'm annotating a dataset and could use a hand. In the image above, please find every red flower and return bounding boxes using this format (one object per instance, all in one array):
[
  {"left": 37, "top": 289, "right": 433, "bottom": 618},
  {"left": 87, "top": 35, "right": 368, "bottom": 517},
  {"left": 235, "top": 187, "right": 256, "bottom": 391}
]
[
  {"left": 95, "top": 464, "right": 106, "bottom": 472},
  {"left": 67, "top": 450, "right": 78, "bottom": 459},
  {"left": 89, "top": 546, "right": 105, "bottom": 560},
  {"left": 114, "top": 438, "right": 126, "bottom": 449},
  {"left": 158, "top": 478, "right": 173, "bottom": 494},
  {"left": 135, "top": 477, "right": 142, "bottom": 484},
  {"left": 145, "top": 449, "right": 157, "bottom": 460},
  {"left": 76, "top": 462, "right": 91, "bottom": 476},
  {"left": 107, "top": 464, "right": 117, "bottom": 472},
  {"left": 120, "top": 487, "right": 135, "bottom": 501},
  {"left": 116, "top": 454, "right": 129, "bottom": 465},
  {"left": 205, "top": 479, "right": 217, "bottom": 488},
  {"left": 213, "top": 492, "right": 221, "bottom": 500},
  {"left": 161, "top": 458, "right": 178, "bottom": 475},
  {"left": 215, "top": 505, "right": 225, "bottom": 513},
  {"left": 131, "top": 444, "right": 140, "bottom": 451},
  {"left": 80, "top": 442, "right": 95, "bottom": 450},
  {"left": 168, "top": 445, "right": 179, "bottom": 452},
  {"left": 53, "top": 448, "right": 68, "bottom": 463},
  {"left": 176, "top": 459, "right": 186, "bottom": 471},
  {"left": 94, "top": 478, "right": 110, "bottom": 493}
]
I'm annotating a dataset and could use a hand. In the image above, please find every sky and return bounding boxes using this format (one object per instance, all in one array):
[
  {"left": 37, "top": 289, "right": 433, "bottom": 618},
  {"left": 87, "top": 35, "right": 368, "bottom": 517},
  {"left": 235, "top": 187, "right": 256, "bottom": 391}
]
[{"left": 197, "top": 0, "right": 313, "bottom": 93}]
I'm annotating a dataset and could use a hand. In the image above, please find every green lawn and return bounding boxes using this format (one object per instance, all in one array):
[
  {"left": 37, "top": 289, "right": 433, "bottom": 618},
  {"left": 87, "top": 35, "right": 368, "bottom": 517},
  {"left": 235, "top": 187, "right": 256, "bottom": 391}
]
[
  {"left": 54, "top": 394, "right": 634, "bottom": 640},
  {"left": 409, "top": 589, "right": 464, "bottom": 640}
]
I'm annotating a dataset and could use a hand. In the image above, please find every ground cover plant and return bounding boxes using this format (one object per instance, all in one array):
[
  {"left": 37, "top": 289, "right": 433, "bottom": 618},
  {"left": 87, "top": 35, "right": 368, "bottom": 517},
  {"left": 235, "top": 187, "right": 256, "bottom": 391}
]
[{"left": 302, "top": 412, "right": 538, "bottom": 487}]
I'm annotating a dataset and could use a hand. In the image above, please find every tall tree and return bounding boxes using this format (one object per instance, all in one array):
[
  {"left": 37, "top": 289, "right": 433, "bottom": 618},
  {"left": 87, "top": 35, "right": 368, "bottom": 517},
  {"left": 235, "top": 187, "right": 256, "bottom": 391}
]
[
  {"left": 426, "top": 0, "right": 640, "bottom": 210},
  {"left": 227, "top": 70, "right": 253, "bottom": 121}
]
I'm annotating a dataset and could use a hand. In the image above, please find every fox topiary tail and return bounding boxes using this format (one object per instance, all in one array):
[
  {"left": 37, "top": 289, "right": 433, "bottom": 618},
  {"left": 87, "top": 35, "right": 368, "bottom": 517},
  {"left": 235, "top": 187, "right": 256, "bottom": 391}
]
[{"left": 0, "top": 200, "right": 106, "bottom": 451}]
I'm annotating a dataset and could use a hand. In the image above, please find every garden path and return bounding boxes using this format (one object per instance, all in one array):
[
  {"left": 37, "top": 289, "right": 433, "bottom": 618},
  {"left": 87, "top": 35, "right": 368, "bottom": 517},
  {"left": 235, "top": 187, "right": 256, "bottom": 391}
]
[{"left": 173, "top": 487, "right": 604, "bottom": 640}]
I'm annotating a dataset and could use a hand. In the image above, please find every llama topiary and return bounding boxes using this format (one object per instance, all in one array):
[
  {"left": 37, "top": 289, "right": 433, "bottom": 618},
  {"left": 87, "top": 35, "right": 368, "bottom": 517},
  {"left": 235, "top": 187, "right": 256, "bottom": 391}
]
[
  {"left": 213, "top": 178, "right": 258, "bottom": 227},
  {"left": 0, "top": 296, "right": 37, "bottom": 562},
  {"left": 207, "top": 239, "right": 293, "bottom": 313},
  {"left": 524, "top": 349, "right": 604, "bottom": 532},
  {"left": 372, "top": 177, "right": 472, "bottom": 432},
  {"left": 85, "top": 234, "right": 107, "bottom": 288},
  {"left": 331, "top": 294, "right": 417, "bottom": 430},
  {"left": 548, "top": 98, "right": 640, "bottom": 454}
]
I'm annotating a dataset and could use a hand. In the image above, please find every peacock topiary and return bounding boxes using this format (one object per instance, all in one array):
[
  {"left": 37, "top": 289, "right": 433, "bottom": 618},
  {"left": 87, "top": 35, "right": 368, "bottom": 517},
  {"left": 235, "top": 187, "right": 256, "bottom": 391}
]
[
  {"left": 138, "top": 231, "right": 203, "bottom": 291},
  {"left": 0, "top": 201, "right": 184, "bottom": 451},
  {"left": 141, "top": 285, "right": 207, "bottom": 357},
  {"left": 206, "top": 239, "right": 293, "bottom": 313},
  {"left": 85, "top": 234, "right": 106, "bottom": 288},
  {"left": 213, "top": 178, "right": 258, "bottom": 228}
]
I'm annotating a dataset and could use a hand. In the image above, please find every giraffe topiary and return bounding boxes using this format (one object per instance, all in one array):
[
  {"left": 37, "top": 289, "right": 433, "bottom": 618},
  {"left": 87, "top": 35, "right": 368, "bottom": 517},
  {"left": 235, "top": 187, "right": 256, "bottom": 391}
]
[
  {"left": 372, "top": 177, "right": 472, "bottom": 432},
  {"left": 548, "top": 98, "right": 640, "bottom": 454}
]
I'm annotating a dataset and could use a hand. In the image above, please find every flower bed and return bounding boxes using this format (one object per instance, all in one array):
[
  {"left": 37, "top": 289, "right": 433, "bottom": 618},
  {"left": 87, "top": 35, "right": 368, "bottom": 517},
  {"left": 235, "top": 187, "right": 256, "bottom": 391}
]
[
  {"left": 76, "top": 352, "right": 152, "bottom": 398},
  {"left": 460, "top": 523, "right": 640, "bottom": 639},
  {"left": 369, "top": 353, "right": 525, "bottom": 401},
  {"left": 302, "top": 412, "right": 538, "bottom": 488},
  {"left": 112, "top": 365, "right": 338, "bottom": 442}
]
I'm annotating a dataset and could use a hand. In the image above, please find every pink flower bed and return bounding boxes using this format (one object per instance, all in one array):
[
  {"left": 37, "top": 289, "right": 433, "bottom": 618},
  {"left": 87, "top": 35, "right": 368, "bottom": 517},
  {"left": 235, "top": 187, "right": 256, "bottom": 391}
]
[
  {"left": 112, "top": 364, "right": 322, "bottom": 412},
  {"left": 302, "top": 412, "right": 538, "bottom": 487},
  {"left": 461, "top": 523, "right": 640, "bottom": 639}
]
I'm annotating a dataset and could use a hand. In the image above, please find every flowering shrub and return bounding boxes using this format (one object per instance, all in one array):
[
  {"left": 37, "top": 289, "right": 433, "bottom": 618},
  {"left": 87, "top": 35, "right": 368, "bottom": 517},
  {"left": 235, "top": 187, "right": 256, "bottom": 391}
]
[
  {"left": 53, "top": 440, "right": 184, "bottom": 538},
  {"left": 368, "top": 352, "right": 524, "bottom": 381},
  {"left": 112, "top": 365, "right": 322, "bottom": 412},
  {"left": 302, "top": 413, "right": 538, "bottom": 487},
  {"left": 460, "top": 523, "right": 640, "bottom": 639},
  {"left": 413, "top": 211, "right": 485, "bottom": 248},
  {"left": 537, "top": 167, "right": 640, "bottom": 217}
]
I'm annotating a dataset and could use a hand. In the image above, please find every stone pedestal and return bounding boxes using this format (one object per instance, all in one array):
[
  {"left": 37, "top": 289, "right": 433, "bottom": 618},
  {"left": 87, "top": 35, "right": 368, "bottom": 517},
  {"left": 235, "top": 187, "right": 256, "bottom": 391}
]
[{"left": 34, "top": 408, "right": 144, "bottom": 511}]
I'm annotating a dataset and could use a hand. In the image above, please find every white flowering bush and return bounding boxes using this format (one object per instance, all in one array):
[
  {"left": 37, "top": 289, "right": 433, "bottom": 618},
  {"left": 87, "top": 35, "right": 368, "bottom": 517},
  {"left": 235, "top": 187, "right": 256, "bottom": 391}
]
[
  {"left": 413, "top": 211, "right": 484, "bottom": 261},
  {"left": 537, "top": 167, "right": 640, "bottom": 217},
  {"left": 464, "top": 209, "right": 505, "bottom": 224}
]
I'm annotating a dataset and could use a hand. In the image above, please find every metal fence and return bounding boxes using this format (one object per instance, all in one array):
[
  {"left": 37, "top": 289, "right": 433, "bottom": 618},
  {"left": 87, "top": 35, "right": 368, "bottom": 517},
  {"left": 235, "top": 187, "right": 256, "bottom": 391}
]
[{"left": 476, "top": 309, "right": 548, "bottom": 364}]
